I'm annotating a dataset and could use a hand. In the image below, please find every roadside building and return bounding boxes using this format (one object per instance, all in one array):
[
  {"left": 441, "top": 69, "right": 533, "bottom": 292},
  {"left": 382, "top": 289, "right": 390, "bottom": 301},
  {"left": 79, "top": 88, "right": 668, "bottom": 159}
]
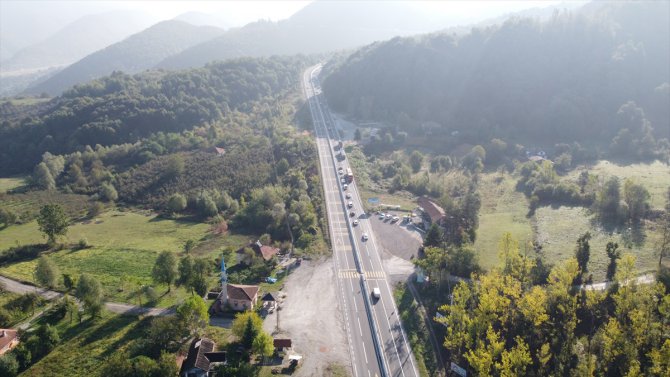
[
  {"left": 211, "top": 257, "right": 260, "bottom": 313},
  {"left": 180, "top": 338, "right": 227, "bottom": 377},
  {"left": 0, "top": 329, "right": 18, "bottom": 355},
  {"left": 236, "top": 240, "right": 280, "bottom": 265},
  {"left": 417, "top": 196, "right": 446, "bottom": 230}
]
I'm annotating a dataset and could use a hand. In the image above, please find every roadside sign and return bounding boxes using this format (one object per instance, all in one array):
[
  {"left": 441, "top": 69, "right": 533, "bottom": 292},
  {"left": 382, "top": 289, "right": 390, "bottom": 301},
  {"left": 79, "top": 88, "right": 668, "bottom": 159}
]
[
  {"left": 451, "top": 362, "right": 467, "bottom": 377},
  {"left": 368, "top": 197, "right": 380, "bottom": 204}
]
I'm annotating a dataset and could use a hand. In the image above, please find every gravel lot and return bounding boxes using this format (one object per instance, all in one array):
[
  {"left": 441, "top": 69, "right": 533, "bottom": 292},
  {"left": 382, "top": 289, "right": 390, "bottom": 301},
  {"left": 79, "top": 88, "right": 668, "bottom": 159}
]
[
  {"left": 368, "top": 211, "right": 423, "bottom": 261},
  {"left": 262, "top": 258, "right": 349, "bottom": 376}
]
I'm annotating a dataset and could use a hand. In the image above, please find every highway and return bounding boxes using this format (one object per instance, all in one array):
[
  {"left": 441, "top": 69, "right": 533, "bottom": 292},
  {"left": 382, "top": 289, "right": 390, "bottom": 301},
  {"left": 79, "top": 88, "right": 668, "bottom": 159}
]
[{"left": 303, "top": 65, "right": 419, "bottom": 377}]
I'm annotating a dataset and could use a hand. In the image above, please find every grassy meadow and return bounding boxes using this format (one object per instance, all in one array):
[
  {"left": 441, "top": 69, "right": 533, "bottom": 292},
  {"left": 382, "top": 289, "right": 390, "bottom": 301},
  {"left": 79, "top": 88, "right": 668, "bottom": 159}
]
[
  {"left": 474, "top": 172, "right": 533, "bottom": 271},
  {"left": 0, "top": 210, "right": 252, "bottom": 306},
  {"left": 0, "top": 176, "right": 27, "bottom": 193}
]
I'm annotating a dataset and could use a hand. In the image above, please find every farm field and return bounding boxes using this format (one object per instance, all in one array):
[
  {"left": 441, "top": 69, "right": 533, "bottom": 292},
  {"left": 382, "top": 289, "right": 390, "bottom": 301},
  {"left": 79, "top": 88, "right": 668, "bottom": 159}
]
[
  {"left": 475, "top": 172, "right": 533, "bottom": 271},
  {"left": 0, "top": 210, "right": 252, "bottom": 306},
  {"left": 534, "top": 206, "right": 660, "bottom": 281}
]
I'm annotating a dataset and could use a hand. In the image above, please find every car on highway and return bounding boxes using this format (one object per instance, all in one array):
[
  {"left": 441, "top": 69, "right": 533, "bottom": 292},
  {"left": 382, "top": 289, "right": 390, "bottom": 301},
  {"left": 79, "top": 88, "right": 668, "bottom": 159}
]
[
  {"left": 349, "top": 211, "right": 356, "bottom": 217},
  {"left": 352, "top": 219, "right": 359, "bottom": 226},
  {"left": 343, "top": 184, "right": 348, "bottom": 190},
  {"left": 362, "top": 233, "right": 368, "bottom": 241},
  {"left": 340, "top": 178, "right": 346, "bottom": 184},
  {"left": 338, "top": 170, "right": 343, "bottom": 175},
  {"left": 347, "top": 201, "right": 354, "bottom": 208},
  {"left": 372, "top": 287, "right": 381, "bottom": 299}
]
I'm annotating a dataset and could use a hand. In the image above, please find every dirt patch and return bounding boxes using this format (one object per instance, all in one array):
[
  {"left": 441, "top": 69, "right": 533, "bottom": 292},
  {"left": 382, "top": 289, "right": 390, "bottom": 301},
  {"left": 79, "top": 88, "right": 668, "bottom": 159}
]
[{"left": 262, "top": 258, "right": 350, "bottom": 377}]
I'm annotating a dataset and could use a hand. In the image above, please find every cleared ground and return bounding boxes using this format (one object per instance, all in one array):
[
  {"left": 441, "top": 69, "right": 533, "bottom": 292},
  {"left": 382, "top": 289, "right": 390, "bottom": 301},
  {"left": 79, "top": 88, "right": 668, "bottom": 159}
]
[{"left": 262, "top": 258, "right": 350, "bottom": 377}]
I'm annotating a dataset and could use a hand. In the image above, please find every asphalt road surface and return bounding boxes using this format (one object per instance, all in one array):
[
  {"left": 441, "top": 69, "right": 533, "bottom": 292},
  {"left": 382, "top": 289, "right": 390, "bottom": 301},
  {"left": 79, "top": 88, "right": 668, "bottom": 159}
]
[{"left": 304, "top": 65, "right": 419, "bottom": 377}]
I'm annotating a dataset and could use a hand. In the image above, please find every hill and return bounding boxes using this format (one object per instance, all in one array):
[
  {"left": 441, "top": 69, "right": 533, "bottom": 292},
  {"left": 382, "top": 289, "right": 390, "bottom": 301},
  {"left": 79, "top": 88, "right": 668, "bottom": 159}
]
[
  {"left": 157, "top": 1, "right": 440, "bottom": 70},
  {"left": 27, "top": 21, "right": 225, "bottom": 96},
  {"left": 0, "top": 56, "right": 307, "bottom": 175},
  {"left": 173, "top": 11, "right": 230, "bottom": 28},
  {"left": 322, "top": 1, "right": 670, "bottom": 154},
  {"left": 0, "top": 10, "right": 156, "bottom": 73}
]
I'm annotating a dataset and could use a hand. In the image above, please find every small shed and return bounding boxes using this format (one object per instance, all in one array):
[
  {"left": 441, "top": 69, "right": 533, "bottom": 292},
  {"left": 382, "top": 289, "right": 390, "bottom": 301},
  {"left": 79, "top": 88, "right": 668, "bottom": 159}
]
[{"left": 273, "top": 338, "right": 292, "bottom": 352}]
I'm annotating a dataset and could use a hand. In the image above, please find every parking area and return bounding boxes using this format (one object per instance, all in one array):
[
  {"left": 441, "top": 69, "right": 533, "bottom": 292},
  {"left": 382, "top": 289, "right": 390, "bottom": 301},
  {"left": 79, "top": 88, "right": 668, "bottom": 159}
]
[{"left": 368, "top": 210, "right": 423, "bottom": 262}]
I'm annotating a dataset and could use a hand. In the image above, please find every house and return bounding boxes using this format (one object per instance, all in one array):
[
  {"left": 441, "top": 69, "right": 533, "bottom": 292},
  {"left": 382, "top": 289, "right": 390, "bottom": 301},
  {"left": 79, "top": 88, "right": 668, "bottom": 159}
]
[
  {"left": 211, "top": 257, "right": 260, "bottom": 313},
  {"left": 0, "top": 329, "right": 18, "bottom": 355},
  {"left": 180, "top": 338, "right": 226, "bottom": 377},
  {"left": 417, "top": 196, "right": 446, "bottom": 230},
  {"left": 273, "top": 338, "right": 292, "bottom": 352},
  {"left": 226, "top": 284, "right": 259, "bottom": 311},
  {"left": 237, "top": 240, "right": 280, "bottom": 264}
]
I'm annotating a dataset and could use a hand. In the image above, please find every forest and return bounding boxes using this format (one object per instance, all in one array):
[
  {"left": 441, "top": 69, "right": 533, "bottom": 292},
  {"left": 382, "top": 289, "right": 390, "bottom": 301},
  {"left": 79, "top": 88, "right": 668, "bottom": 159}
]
[
  {"left": 0, "top": 56, "right": 308, "bottom": 175},
  {"left": 323, "top": 1, "right": 669, "bottom": 161}
]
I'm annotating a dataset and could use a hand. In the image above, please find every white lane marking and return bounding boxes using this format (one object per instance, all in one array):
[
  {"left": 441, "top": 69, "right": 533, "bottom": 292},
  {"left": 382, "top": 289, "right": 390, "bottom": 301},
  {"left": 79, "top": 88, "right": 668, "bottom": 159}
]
[{"left": 357, "top": 316, "right": 364, "bottom": 337}]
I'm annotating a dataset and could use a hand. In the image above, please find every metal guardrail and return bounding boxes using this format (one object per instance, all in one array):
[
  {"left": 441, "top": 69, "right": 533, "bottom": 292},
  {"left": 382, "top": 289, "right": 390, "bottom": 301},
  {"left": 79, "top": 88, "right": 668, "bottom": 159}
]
[{"left": 306, "top": 66, "right": 389, "bottom": 377}]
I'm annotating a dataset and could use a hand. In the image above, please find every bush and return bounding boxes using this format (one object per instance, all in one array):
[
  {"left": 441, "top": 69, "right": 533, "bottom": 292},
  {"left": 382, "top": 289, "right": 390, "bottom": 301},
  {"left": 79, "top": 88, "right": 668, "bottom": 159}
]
[{"left": 77, "top": 238, "right": 89, "bottom": 250}]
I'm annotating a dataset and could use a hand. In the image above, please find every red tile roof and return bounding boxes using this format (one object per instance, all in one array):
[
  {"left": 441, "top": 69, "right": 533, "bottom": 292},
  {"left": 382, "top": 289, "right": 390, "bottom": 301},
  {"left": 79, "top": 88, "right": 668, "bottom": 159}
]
[
  {"left": 417, "top": 196, "right": 446, "bottom": 224},
  {"left": 227, "top": 284, "right": 259, "bottom": 301},
  {"left": 0, "top": 329, "right": 18, "bottom": 354}
]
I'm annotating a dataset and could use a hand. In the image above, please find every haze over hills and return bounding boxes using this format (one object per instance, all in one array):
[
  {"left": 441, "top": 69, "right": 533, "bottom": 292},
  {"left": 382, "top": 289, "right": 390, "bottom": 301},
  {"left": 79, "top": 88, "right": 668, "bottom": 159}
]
[
  {"left": 323, "top": 0, "right": 669, "bottom": 149},
  {"left": 173, "top": 11, "right": 231, "bottom": 29},
  {"left": 0, "top": 10, "right": 158, "bottom": 73},
  {"left": 156, "top": 1, "right": 448, "bottom": 70},
  {"left": 28, "top": 21, "right": 226, "bottom": 96}
]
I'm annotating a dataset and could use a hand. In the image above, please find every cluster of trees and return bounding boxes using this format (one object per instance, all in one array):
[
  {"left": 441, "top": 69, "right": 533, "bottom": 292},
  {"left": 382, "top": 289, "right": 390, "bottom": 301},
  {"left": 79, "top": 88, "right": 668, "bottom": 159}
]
[
  {"left": 0, "top": 56, "right": 308, "bottom": 175},
  {"left": 324, "top": 2, "right": 669, "bottom": 163},
  {"left": 437, "top": 232, "right": 670, "bottom": 376},
  {"left": 0, "top": 323, "right": 61, "bottom": 376},
  {"left": 595, "top": 176, "right": 651, "bottom": 225}
]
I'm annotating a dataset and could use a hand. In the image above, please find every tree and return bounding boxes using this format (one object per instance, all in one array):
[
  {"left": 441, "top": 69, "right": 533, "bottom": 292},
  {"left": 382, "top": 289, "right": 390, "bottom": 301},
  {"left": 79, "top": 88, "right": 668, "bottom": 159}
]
[
  {"left": 241, "top": 314, "right": 260, "bottom": 350},
  {"left": 423, "top": 223, "right": 443, "bottom": 248},
  {"left": 152, "top": 251, "right": 178, "bottom": 292},
  {"left": 0, "top": 354, "right": 18, "bottom": 377},
  {"left": 76, "top": 273, "right": 103, "bottom": 318},
  {"left": 177, "top": 295, "right": 209, "bottom": 337},
  {"left": 63, "top": 274, "right": 75, "bottom": 291},
  {"left": 252, "top": 331, "right": 275, "bottom": 358},
  {"left": 183, "top": 239, "right": 195, "bottom": 254},
  {"left": 575, "top": 232, "right": 592, "bottom": 276},
  {"left": 0, "top": 208, "right": 17, "bottom": 228},
  {"left": 35, "top": 255, "right": 59, "bottom": 288},
  {"left": 198, "top": 192, "right": 218, "bottom": 217},
  {"left": 36, "top": 204, "right": 69, "bottom": 244},
  {"left": 606, "top": 242, "right": 621, "bottom": 281},
  {"left": 232, "top": 311, "right": 263, "bottom": 343},
  {"left": 177, "top": 255, "right": 194, "bottom": 290},
  {"left": 20, "top": 292, "right": 41, "bottom": 315},
  {"left": 659, "top": 188, "right": 670, "bottom": 268},
  {"left": 166, "top": 193, "right": 187, "bottom": 214},
  {"left": 156, "top": 351, "right": 179, "bottom": 377},
  {"left": 34, "top": 162, "right": 55, "bottom": 190},
  {"left": 100, "top": 182, "right": 118, "bottom": 202},
  {"left": 165, "top": 155, "right": 185, "bottom": 180},
  {"left": 623, "top": 179, "right": 650, "bottom": 222},
  {"left": 409, "top": 150, "right": 423, "bottom": 173},
  {"left": 354, "top": 128, "right": 362, "bottom": 141},
  {"left": 146, "top": 316, "right": 186, "bottom": 354}
]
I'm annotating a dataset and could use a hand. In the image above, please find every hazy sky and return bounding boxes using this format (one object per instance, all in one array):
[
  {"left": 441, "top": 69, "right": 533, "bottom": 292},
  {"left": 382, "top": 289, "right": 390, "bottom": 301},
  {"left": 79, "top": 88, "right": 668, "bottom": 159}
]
[{"left": 1, "top": 0, "right": 583, "bottom": 49}]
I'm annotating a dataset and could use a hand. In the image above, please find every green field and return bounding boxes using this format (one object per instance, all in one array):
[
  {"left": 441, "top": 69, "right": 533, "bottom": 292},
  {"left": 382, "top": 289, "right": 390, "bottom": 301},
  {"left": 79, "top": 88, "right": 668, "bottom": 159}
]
[
  {"left": 1, "top": 189, "right": 91, "bottom": 221},
  {"left": 0, "top": 210, "right": 251, "bottom": 306},
  {"left": 534, "top": 206, "right": 660, "bottom": 280},
  {"left": 474, "top": 172, "right": 533, "bottom": 271},
  {"left": 569, "top": 160, "right": 670, "bottom": 209},
  {"left": 0, "top": 176, "right": 27, "bottom": 193},
  {"left": 20, "top": 313, "right": 148, "bottom": 377}
]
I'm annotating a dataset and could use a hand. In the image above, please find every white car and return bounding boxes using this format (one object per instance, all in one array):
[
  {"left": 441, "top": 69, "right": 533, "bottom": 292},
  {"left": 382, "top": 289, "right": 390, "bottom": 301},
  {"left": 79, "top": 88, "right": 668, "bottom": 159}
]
[
  {"left": 385, "top": 214, "right": 392, "bottom": 219},
  {"left": 362, "top": 233, "right": 368, "bottom": 241},
  {"left": 343, "top": 184, "right": 348, "bottom": 190},
  {"left": 347, "top": 201, "right": 354, "bottom": 208},
  {"left": 372, "top": 287, "right": 381, "bottom": 299},
  {"left": 391, "top": 216, "right": 400, "bottom": 222},
  {"left": 353, "top": 220, "right": 359, "bottom": 226}
]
